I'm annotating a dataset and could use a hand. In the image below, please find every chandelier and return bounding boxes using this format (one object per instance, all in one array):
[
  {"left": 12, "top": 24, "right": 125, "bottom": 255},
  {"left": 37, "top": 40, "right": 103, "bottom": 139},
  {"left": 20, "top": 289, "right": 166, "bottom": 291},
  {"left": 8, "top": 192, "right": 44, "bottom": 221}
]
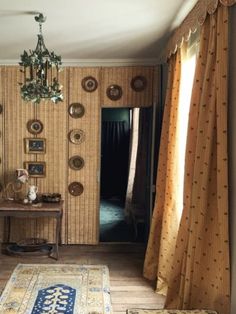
[{"left": 19, "top": 13, "right": 63, "bottom": 104}]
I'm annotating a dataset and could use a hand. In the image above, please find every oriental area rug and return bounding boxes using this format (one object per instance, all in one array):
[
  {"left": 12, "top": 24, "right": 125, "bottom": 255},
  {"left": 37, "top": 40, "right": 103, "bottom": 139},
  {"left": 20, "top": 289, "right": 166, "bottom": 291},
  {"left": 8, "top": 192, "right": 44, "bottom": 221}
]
[
  {"left": 127, "top": 310, "right": 217, "bottom": 314},
  {"left": 0, "top": 264, "right": 112, "bottom": 314}
]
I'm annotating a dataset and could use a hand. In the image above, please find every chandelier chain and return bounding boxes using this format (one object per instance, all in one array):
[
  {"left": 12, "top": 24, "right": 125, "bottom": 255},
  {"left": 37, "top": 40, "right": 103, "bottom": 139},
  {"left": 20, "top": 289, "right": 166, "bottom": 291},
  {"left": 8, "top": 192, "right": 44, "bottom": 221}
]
[{"left": 39, "top": 23, "right": 42, "bottom": 35}]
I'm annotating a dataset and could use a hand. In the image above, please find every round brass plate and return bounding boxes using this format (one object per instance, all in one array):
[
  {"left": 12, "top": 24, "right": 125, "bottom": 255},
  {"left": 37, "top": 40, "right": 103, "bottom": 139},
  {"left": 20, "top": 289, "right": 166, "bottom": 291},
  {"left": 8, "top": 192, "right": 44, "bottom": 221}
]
[
  {"left": 131, "top": 75, "right": 147, "bottom": 92},
  {"left": 27, "top": 119, "right": 44, "bottom": 135},
  {"left": 68, "top": 129, "right": 85, "bottom": 145},
  {"left": 82, "top": 76, "right": 98, "bottom": 92},
  {"left": 68, "top": 103, "right": 85, "bottom": 119},
  {"left": 68, "top": 182, "right": 84, "bottom": 196},
  {"left": 69, "top": 155, "right": 84, "bottom": 170},
  {"left": 106, "top": 84, "right": 122, "bottom": 101}
]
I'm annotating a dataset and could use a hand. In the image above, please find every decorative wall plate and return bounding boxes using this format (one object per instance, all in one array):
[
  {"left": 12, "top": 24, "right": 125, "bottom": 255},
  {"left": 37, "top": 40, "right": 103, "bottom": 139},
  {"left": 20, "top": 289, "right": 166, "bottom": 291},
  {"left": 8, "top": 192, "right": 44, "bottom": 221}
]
[
  {"left": 81, "top": 76, "right": 98, "bottom": 92},
  {"left": 106, "top": 85, "right": 122, "bottom": 101},
  {"left": 131, "top": 75, "right": 147, "bottom": 92},
  {"left": 68, "top": 181, "right": 84, "bottom": 196},
  {"left": 68, "top": 129, "right": 85, "bottom": 145},
  {"left": 69, "top": 155, "right": 84, "bottom": 170},
  {"left": 68, "top": 103, "right": 85, "bottom": 118},
  {"left": 27, "top": 119, "right": 44, "bottom": 135}
]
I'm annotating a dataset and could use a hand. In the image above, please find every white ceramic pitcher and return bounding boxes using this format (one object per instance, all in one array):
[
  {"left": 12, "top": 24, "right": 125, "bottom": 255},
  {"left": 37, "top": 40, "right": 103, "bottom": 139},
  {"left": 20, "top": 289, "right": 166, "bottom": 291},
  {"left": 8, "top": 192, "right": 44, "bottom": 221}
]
[{"left": 27, "top": 185, "right": 38, "bottom": 202}]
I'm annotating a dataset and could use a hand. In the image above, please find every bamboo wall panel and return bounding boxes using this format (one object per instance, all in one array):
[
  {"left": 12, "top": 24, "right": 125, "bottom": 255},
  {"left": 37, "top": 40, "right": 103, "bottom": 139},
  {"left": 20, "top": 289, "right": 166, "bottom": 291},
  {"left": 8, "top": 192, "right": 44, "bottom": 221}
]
[
  {"left": 3, "top": 66, "right": 37, "bottom": 242},
  {"left": 0, "top": 67, "right": 5, "bottom": 242},
  {"left": 67, "top": 67, "right": 100, "bottom": 244},
  {"left": 101, "top": 66, "right": 154, "bottom": 107},
  {"left": 0, "top": 65, "right": 155, "bottom": 244},
  {"left": 35, "top": 70, "right": 68, "bottom": 243}
]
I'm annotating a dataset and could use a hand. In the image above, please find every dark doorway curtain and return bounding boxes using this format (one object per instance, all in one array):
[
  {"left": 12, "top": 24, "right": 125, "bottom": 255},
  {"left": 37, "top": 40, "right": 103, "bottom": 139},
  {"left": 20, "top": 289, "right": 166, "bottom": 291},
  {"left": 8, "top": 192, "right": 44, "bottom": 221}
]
[{"left": 101, "top": 121, "right": 130, "bottom": 201}]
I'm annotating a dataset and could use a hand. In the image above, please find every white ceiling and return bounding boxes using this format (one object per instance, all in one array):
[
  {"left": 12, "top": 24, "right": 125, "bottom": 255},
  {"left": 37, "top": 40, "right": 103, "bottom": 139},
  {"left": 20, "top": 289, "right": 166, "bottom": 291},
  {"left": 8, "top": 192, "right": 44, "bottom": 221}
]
[{"left": 0, "top": 0, "right": 198, "bottom": 65}]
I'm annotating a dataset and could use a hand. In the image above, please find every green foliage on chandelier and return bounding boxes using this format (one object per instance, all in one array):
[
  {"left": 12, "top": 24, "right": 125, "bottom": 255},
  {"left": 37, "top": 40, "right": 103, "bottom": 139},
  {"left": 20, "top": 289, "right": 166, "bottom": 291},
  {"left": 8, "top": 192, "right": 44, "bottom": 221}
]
[
  {"left": 20, "top": 78, "right": 63, "bottom": 104},
  {"left": 19, "top": 50, "right": 62, "bottom": 68},
  {"left": 19, "top": 49, "right": 63, "bottom": 104}
]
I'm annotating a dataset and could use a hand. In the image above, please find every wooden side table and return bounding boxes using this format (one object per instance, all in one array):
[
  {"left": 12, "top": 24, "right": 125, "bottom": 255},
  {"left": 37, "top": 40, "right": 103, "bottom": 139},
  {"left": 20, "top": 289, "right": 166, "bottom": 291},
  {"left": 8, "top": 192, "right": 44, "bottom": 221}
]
[{"left": 0, "top": 200, "right": 63, "bottom": 260}]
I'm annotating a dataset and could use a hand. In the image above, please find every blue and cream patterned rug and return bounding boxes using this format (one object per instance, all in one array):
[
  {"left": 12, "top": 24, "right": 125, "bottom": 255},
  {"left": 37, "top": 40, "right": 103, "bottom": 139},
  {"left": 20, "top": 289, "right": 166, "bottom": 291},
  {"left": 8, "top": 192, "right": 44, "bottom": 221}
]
[{"left": 0, "top": 264, "right": 112, "bottom": 314}]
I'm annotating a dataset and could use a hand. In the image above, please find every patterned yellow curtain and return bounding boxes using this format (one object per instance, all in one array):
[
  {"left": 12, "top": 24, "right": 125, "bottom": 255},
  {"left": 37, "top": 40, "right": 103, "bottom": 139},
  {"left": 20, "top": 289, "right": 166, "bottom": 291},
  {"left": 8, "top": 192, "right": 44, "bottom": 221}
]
[
  {"left": 143, "top": 49, "right": 182, "bottom": 292},
  {"left": 165, "top": 5, "right": 230, "bottom": 314}
]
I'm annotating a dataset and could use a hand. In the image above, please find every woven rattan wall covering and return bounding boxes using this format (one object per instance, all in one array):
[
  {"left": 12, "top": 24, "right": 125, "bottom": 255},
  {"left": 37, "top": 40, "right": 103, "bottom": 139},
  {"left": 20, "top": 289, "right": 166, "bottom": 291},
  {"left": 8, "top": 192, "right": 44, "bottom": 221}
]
[
  {"left": 101, "top": 66, "right": 154, "bottom": 107},
  {"left": 2, "top": 66, "right": 38, "bottom": 242},
  {"left": 67, "top": 67, "right": 100, "bottom": 244},
  {"left": 0, "top": 67, "right": 5, "bottom": 242},
  {"left": 0, "top": 65, "right": 155, "bottom": 244}
]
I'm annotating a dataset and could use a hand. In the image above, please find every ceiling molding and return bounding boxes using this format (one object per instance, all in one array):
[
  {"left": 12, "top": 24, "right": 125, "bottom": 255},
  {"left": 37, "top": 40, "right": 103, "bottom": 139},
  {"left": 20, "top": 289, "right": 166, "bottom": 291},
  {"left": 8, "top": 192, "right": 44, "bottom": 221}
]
[{"left": 0, "top": 58, "right": 159, "bottom": 67}]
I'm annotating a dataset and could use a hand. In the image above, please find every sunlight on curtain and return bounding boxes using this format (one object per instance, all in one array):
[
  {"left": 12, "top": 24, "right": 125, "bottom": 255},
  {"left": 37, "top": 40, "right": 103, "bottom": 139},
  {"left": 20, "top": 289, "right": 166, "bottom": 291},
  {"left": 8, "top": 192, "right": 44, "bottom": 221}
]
[
  {"left": 177, "top": 46, "right": 197, "bottom": 220},
  {"left": 125, "top": 108, "right": 139, "bottom": 218},
  {"left": 143, "top": 35, "right": 199, "bottom": 297},
  {"left": 165, "top": 6, "right": 230, "bottom": 314},
  {"left": 143, "top": 49, "right": 183, "bottom": 289}
]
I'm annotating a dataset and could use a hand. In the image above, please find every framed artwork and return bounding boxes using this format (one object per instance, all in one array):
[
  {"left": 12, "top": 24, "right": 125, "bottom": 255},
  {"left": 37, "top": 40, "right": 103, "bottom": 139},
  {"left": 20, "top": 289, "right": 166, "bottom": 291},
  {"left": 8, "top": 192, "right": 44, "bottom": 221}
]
[
  {"left": 27, "top": 119, "right": 44, "bottom": 135},
  {"left": 24, "top": 161, "right": 46, "bottom": 178},
  {"left": 24, "top": 138, "right": 46, "bottom": 154}
]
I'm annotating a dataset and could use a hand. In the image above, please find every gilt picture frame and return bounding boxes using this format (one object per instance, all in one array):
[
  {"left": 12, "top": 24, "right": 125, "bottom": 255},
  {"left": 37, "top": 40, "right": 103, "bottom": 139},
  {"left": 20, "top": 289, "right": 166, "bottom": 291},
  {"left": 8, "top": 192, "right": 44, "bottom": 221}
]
[
  {"left": 24, "top": 138, "right": 46, "bottom": 154},
  {"left": 24, "top": 161, "right": 46, "bottom": 178}
]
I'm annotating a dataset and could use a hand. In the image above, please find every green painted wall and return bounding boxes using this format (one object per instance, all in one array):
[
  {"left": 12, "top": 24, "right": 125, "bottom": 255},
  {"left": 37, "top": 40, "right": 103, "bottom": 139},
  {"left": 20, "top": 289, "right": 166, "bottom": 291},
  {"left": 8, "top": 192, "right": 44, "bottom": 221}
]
[{"left": 102, "top": 108, "right": 130, "bottom": 123}]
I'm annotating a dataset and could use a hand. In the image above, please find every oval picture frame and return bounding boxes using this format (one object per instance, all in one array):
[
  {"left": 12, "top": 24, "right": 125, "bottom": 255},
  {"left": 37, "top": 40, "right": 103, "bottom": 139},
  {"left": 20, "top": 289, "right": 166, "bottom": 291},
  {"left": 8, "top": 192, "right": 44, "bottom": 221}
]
[
  {"left": 68, "top": 181, "right": 84, "bottom": 196},
  {"left": 27, "top": 119, "right": 44, "bottom": 135},
  {"left": 69, "top": 155, "right": 84, "bottom": 171},
  {"left": 131, "top": 75, "right": 147, "bottom": 92},
  {"left": 68, "top": 103, "right": 85, "bottom": 119},
  {"left": 68, "top": 129, "right": 85, "bottom": 145},
  {"left": 81, "top": 76, "right": 98, "bottom": 93},
  {"left": 106, "top": 84, "right": 122, "bottom": 101}
]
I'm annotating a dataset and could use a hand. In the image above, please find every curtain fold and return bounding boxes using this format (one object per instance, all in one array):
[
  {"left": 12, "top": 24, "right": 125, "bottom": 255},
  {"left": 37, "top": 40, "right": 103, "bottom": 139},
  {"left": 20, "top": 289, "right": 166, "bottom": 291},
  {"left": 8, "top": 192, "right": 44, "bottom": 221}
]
[
  {"left": 101, "top": 121, "right": 130, "bottom": 200},
  {"left": 165, "top": 5, "right": 230, "bottom": 314},
  {"left": 143, "top": 49, "right": 182, "bottom": 294},
  {"left": 125, "top": 109, "right": 140, "bottom": 218}
]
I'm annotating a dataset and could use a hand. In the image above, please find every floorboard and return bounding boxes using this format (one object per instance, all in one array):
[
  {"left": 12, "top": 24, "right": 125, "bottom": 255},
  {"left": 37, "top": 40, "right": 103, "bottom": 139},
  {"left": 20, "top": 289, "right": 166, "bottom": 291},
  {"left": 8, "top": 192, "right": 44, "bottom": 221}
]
[{"left": 0, "top": 243, "right": 165, "bottom": 313}]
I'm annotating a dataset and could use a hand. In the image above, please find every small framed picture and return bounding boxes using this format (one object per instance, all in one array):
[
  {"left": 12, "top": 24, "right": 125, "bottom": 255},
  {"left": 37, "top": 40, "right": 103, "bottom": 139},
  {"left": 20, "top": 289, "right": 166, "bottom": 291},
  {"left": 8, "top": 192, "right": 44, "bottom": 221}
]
[
  {"left": 24, "top": 162, "right": 46, "bottom": 178},
  {"left": 24, "top": 138, "right": 46, "bottom": 154}
]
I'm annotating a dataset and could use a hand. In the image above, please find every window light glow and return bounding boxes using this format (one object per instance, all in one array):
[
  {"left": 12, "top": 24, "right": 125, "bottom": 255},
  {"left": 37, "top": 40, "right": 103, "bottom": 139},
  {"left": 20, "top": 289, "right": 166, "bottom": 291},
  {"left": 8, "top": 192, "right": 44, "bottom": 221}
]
[{"left": 176, "top": 53, "right": 197, "bottom": 220}]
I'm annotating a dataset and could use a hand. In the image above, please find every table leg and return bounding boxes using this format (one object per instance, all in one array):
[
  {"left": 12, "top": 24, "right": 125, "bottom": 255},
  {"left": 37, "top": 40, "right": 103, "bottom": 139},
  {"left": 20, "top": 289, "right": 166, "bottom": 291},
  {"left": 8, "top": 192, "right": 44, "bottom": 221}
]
[
  {"left": 59, "top": 213, "right": 62, "bottom": 246},
  {"left": 55, "top": 216, "right": 60, "bottom": 260}
]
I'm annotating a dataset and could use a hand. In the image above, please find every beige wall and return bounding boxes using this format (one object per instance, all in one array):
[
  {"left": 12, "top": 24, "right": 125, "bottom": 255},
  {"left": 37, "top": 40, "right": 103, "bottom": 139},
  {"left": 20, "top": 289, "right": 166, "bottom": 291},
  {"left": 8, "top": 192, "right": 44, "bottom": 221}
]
[{"left": 229, "top": 5, "right": 236, "bottom": 314}]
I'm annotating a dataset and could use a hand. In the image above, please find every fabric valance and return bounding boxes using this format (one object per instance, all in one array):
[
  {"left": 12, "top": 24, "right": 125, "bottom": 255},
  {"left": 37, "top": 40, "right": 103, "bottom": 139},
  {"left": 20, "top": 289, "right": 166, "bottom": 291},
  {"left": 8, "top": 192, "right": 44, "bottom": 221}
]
[{"left": 165, "top": 0, "right": 236, "bottom": 58}]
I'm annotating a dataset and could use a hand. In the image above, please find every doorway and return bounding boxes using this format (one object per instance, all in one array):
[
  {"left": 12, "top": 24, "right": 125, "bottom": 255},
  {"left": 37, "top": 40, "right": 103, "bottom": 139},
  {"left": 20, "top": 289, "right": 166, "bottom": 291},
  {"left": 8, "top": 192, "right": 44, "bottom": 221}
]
[{"left": 99, "top": 107, "right": 153, "bottom": 242}]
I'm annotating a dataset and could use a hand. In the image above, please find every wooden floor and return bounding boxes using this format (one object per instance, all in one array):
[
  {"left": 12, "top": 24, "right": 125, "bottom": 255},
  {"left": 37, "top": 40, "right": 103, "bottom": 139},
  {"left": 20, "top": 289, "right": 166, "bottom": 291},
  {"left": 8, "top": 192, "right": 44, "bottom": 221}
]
[{"left": 0, "top": 243, "right": 165, "bottom": 313}]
